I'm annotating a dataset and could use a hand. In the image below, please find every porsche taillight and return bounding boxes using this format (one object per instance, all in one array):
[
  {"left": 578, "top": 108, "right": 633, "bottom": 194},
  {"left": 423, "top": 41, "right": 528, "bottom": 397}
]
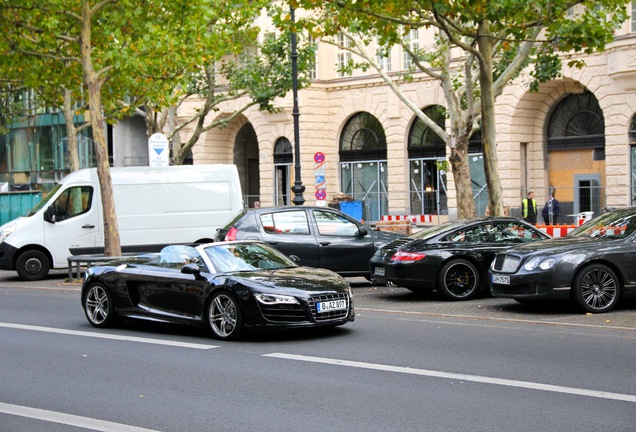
[{"left": 391, "top": 251, "right": 426, "bottom": 262}]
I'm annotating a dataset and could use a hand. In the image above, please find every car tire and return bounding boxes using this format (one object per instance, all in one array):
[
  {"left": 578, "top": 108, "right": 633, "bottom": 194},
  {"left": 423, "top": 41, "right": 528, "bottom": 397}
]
[
  {"left": 16, "top": 249, "right": 50, "bottom": 281},
  {"left": 437, "top": 259, "right": 480, "bottom": 301},
  {"left": 207, "top": 291, "right": 243, "bottom": 340},
  {"left": 570, "top": 264, "right": 621, "bottom": 313},
  {"left": 83, "top": 283, "right": 117, "bottom": 328}
]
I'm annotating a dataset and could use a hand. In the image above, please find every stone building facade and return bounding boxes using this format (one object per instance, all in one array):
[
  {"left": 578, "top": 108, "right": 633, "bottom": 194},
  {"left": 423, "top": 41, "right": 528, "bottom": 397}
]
[{"left": 180, "top": 4, "right": 636, "bottom": 224}]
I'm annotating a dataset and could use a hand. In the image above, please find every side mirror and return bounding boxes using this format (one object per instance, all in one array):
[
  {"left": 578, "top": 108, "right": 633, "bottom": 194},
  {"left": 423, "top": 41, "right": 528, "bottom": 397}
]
[
  {"left": 44, "top": 205, "right": 56, "bottom": 224},
  {"left": 181, "top": 263, "right": 204, "bottom": 280},
  {"left": 357, "top": 226, "right": 369, "bottom": 237}
]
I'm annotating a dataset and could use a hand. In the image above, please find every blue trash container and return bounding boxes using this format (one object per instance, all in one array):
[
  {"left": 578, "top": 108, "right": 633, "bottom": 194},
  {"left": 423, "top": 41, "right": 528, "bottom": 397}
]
[{"left": 339, "top": 200, "right": 363, "bottom": 221}]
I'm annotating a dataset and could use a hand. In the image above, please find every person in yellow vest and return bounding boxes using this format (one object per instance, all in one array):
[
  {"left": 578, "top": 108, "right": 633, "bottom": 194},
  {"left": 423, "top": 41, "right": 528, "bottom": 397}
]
[{"left": 522, "top": 191, "right": 537, "bottom": 224}]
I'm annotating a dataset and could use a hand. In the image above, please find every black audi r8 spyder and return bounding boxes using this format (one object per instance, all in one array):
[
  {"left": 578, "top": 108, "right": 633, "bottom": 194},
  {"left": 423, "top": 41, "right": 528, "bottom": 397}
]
[
  {"left": 369, "top": 217, "right": 550, "bottom": 300},
  {"left": 490, "top": 207, "right": 636, "bottom": 313},
  {"left": 81, "top": 241, "right": 354, "bottom": 340}
]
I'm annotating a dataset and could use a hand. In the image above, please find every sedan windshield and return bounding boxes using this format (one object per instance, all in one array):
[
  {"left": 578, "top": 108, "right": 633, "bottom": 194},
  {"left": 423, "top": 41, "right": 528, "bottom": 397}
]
[
  {"left": 204, "top": 243, "right": 297, "bottom": 273},
  {"left": 568, "top": 210, "right": 636, "bottom": 239}
]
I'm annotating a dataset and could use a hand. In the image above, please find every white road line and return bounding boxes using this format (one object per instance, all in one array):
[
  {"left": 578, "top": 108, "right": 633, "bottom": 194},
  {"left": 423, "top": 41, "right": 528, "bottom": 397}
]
[
  {"left": 0, "top": 322, "right": 218, "bottom": 350},
  {"left": 0, "top": 402, "right": 160, "bottom": 432},
  {"left": 264, "top": 353, "right": 636, "bottom": 403}
]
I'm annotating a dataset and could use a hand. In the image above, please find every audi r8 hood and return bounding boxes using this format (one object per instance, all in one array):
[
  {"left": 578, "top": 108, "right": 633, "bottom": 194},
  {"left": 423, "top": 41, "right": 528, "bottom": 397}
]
[{"left": 218, "top": 266, "right": 350, "bottom": 293}]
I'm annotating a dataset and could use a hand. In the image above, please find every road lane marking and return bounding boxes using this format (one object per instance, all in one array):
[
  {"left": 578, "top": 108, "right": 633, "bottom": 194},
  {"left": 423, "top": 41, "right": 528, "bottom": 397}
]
[
  {"left": 0, "top": 322, "right": 218, "bottom": 350},
  {"left": 264, "top": 353, "right": 636, "bottom": 403},
  {"left": 0, "top": 402, "right": 160, "bottom": 432}
]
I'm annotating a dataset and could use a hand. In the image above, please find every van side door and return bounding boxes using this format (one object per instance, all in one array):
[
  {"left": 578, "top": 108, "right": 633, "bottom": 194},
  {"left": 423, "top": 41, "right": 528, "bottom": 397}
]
[{"left": 43, "top": 185, "right": 100, "bottom": 267}]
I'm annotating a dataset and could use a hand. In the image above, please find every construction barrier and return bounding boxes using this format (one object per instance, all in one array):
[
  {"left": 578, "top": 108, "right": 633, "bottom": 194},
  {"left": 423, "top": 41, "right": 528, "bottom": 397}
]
[
  {"left": 536, "top": 224, "right": 577, "bottom": 237},
  {"left": 381, "top": 214, "right": 434, "bottom": 224}
]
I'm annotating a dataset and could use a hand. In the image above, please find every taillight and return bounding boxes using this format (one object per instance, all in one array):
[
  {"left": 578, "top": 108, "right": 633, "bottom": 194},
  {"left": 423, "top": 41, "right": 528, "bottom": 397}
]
[
  {"left": 225, "top": 226, "right": 238, "bottom": 241},
  {"left": 391, "top": 251, "right": 426, "bottom": 262}
]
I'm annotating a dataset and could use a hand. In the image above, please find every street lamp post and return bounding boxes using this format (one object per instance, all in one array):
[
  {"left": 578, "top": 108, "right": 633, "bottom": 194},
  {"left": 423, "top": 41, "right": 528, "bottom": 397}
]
[{"left": 290, "top": 7, "right": 305, "bottom": 205}]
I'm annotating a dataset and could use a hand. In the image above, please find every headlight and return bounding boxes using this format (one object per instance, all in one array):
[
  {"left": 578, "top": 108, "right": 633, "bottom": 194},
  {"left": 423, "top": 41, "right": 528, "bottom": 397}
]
[
  {"left": 0, "top": 223, "right": 16, "bottom": 243},
  {"left": 254, "top": 293, "right": 299, "bottom": 305},
  {"left": 348, "top": 286, "right": 353, "bottom": 299},
  {"left": 524, "top": 257, "right": 556, "bottom": 271}
]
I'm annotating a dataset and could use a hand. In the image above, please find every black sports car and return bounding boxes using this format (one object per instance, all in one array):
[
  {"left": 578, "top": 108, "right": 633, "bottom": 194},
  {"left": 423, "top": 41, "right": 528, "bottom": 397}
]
[
  {"left": 369, "top": 217, "right": 549, "bottom": 300},
  {"left": 490, "top": 207, "right": 636, "bottom": 313},
  {"left": 81, "top": 241, "right": 354, "bottom": 340}
]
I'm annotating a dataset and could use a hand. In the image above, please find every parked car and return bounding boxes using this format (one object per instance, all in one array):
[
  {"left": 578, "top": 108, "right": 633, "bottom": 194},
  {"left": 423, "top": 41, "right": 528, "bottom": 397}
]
[
  {"left": 490, "top": 207, "right": 636, "bottom": 313},
  {"left": 81, "top": 241, "right": 355, "bottom": 340},
  {"left": 369, "top": 217, "right": 550, "bottom": 300},
  {"left": 215, "top": 206, "right": 404, "bottom": 278}
]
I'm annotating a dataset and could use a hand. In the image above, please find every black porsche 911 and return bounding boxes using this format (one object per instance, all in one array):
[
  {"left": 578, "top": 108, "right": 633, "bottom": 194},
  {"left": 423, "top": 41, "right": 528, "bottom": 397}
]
[
  {"left": 369, "top": 217, "right": 550, "bottom": 300},
  {"left": 81, "top": 241, "right": 354, "bottom": 340},
  {"left": 490, "top": 207, "right": 636, "bottom": 313}
]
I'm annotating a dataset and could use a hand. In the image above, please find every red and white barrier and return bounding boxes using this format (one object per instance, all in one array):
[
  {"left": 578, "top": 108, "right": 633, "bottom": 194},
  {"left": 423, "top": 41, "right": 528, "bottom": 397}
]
[
  {"left": 381, "top": 214, "right": 434, "bottom": 224},
  {"left": 537, "top": 225, "right": 577, "bottom": 238}
]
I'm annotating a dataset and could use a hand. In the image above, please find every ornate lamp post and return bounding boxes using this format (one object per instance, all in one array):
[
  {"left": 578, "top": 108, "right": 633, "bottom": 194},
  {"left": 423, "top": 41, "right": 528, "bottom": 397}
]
[{"left": 290, "top": 7, "right": 305, "bottom": 205}]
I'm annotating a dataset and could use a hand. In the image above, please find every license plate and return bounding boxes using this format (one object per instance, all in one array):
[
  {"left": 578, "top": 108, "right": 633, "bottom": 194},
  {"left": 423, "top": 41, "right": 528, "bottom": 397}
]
[
  {"left": 492, "top": 275, "right": 510, "bottom": 285},
  {"left": 374, "top": 267, "right": 385, "bottom": 276},
  {"left": 316, "top": 299, "right": 347, "bottom": 313}
]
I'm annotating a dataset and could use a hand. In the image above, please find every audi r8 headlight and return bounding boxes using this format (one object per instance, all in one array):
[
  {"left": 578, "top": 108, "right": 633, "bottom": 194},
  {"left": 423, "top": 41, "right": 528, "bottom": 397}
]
[
  {"left": 254, "top": 293, "right": 299, "bottom": 305},
  {"left": 524, "top": 257, "right": 556, "bottom": 271},
  {"left": 0, "top": 223, "right": 16, "bottom": 243}
]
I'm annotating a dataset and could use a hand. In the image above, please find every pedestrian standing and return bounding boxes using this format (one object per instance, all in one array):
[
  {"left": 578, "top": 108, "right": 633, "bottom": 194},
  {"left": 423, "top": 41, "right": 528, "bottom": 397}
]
[
  {"left": 542, "top": 193, "right": 561, "bottom": 225},
  {"left": 522, "top": 191, "right": 537, "bottom": 224}
]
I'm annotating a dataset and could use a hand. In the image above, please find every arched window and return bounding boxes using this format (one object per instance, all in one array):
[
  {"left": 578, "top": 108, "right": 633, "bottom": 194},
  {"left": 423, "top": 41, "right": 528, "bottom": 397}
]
[
  {"left": 547, "top": 91, "right": 605, "bottom": 150},
  {"left": 408, "top": 106, "right": 446, "bottom": 158},
  {"left": 273, "top": 137, "right": 292, "bottom": 164},
  {"left": 339, "top": 112, "right": 387, "bottom": 161}
]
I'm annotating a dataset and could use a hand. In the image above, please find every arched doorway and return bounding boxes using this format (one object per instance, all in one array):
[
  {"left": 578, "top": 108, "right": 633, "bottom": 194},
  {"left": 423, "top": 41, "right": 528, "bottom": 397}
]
[
  {"left": 274, "top": 137, "right": 292, "bottom": 206},
  {"left": 234, "top": 123, "right": 260, "bottom": 208},
  {"left": 408, "top": 106, "right": 447, "bottom": 215},
  {"left": 339, "top": 112, "right": 387, "bottom": 221},
  {"left": 546, "top": 91, "right": 605, "bottom": 218}
]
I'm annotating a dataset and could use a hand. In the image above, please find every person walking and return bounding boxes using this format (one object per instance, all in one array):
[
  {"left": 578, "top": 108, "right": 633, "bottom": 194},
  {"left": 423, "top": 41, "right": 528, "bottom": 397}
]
[
  {"left": 542, "top": 193, "right": 560, "bottom": 225},
  {"left": 522, "top": 191, "right": 537, "bottom": 224}
]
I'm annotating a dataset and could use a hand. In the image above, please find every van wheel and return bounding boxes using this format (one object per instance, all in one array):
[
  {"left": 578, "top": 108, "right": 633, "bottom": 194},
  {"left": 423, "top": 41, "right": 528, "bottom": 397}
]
[{"left": 16, "top": 250, "right": 50, "bottom": 281}]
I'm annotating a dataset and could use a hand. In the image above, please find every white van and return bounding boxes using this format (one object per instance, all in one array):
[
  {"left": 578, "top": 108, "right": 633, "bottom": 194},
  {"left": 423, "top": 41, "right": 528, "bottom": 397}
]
[{"left": 0, "top": 165, "right": 243, "bottom": 280}]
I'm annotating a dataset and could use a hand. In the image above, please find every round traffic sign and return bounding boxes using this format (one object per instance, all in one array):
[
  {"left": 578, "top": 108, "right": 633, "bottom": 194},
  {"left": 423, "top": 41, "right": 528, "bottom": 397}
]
[
  {"left": 314, "top": 152, "right": 325, "bottom": 163},
  {"left": 315, "top": 190, "right": 327, "bottom": 200}
]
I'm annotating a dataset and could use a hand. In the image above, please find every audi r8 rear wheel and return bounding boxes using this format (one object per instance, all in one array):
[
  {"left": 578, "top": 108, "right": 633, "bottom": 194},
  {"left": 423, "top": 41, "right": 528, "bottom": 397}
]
[
  {"left": 571, "top": 264, "right": 621, "bottom": 313},
  {"left": 83, "top": 283, "right": 116, "bottom": 328},
  {"left": 437, "top": 259, "right": 480, "bottom": 301},
  {"left": 208, "top": 291, "right": 243, "bottom": 340}
]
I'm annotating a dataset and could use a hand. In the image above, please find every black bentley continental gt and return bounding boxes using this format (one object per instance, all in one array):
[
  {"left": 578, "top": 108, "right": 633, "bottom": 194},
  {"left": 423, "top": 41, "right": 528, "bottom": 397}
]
[
  {"left": 81, "top": 241, "right": 354, "bottom": 340},
  {"left": 369, "top": 217, "right": 550, "bottom": 300},
  {"left": 489, "top": 207, "right": 636, "bottom": 313}
]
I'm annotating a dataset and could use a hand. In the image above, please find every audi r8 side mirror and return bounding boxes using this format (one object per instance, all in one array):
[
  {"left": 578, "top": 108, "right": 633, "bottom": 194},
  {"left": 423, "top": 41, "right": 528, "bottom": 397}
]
[{"left": 181, "top": 263, "right": 204, "bottom": 280}]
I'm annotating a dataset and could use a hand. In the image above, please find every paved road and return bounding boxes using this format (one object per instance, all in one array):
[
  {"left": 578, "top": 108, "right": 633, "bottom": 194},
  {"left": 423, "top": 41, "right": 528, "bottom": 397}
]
[{"left": 2, "top": 270, "right": 635, "bottom": 330}]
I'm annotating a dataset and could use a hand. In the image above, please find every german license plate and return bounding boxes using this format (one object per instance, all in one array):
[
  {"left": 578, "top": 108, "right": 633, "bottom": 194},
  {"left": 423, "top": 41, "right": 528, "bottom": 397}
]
[
  {"left": 316, "top": 299, "right": 347, "bottom": 313},
  {"left": 374, "top": 267, "right": 385, "bottom": 276},
  {"left": 492, "top": 275, "right": 510, "bottom": 285}
]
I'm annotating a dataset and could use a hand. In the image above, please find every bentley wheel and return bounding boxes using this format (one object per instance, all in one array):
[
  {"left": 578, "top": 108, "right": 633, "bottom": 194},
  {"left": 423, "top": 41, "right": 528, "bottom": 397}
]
[
  {"left": 437, "top": 259, "right": 480, "bottom": 301},
  {"left": 571, "top": 264, "right": 620, "bottom": 313},
  {"left": 84, "top": 283, "right": 116, "bottom": 328},
  {"left": 208, "top": 291, "right": 243, "bottom": 340},
  {"left": 16, "top": 249, "right": 50, "bottom": 281}
]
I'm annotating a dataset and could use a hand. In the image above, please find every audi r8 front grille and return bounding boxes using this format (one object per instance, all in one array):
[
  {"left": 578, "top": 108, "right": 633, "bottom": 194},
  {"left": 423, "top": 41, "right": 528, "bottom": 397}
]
[
  {"left": 493, "top": 254, "right": 521, "bottom": 273},
  {"left": 307, "top": 293, "right": 350, "bottom": 322},
  {"left": 258, "top": 303, "right": 308, "bottom": 323}
]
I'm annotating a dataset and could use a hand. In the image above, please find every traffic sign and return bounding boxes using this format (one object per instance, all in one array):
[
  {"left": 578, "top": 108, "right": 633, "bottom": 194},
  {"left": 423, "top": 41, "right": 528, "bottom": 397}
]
[
  {"left": 315, "top": 190, "right": 327, "bottom": 200},
  {"left": 314, "top": 152, "right": 325, "bottom": 163}
]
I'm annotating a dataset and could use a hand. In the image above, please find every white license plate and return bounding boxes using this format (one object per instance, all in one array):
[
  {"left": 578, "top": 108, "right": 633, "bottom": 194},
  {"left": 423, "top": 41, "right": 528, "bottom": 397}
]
[
  {"left": 374, "top": 267, "right": 385, "bottom": 276},
  {"left": 492, "top": 275, "right": 510, "bottom": 285},
  {"left": 316, "top": 299, "right": 347, "bottom": 313}
]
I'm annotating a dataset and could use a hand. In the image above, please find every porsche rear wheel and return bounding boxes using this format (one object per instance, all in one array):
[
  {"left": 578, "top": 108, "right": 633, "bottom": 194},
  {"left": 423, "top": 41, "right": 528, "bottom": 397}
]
[
  {"left": 571, "top": 264, "right": 620, "bottom": 313},
  {"left": 437, "top": 259, "right": 480, "bottom": 301},
  {"left": 84, "top": 283, "right": 116, "bottom": 328},
  {"left": 208, "top": 291, "right": 243, "bottom": 340}
]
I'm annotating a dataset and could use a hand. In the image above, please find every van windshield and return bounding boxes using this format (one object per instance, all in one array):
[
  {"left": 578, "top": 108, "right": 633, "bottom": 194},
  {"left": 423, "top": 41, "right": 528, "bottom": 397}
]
[{"left": 27, "top": 184, "right": 62, "bottom": 216}]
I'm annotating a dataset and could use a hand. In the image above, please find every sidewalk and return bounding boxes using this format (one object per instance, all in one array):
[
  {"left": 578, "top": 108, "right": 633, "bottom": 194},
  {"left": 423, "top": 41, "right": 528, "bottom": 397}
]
[{"left": 1, "top": 270, "right": 635, "bottom": 330}]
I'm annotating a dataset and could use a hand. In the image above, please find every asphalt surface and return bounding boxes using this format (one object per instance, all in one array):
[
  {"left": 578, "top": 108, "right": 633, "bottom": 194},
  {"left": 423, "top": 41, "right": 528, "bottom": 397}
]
[{"left": 1, "top": 269, "right": 635, "bottom": 330}]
